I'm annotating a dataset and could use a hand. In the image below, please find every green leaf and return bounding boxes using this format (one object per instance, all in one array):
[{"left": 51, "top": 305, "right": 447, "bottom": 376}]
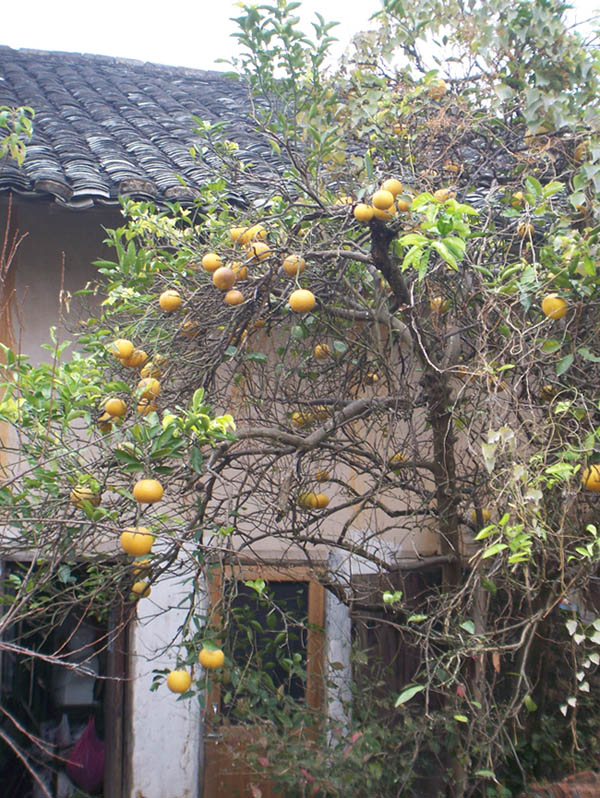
[
  {"left": 541, "top": 339, "right": 561, "bottom": 353},
  {"left": 431, "top": 240, "right": 457, "bottom": 270},
  {"left": 453, "top": 714, "right": 468, "bottom": 723},
  {"left": 525, "top": 176, "right": 543, "bottom": 200},
  {"left": 524, "top": 695, "right": 538, "bottom": 712},
  {"left": 113, "top": 449, "right": 142, "bottom": 466},
  {"left": 397, "top": 233, "right": 428, "bottom": 247},
  {"left": 442, "top": 236, "right": 466, "bottom": 257},
  {"left": 189, "top": 446, "right": 204, "bottom": 474},
  {"left": 473, "top": 524, "right": 495, "bottom": 541},
  {"left": 578, "top": 347, "right": 600, "bottom": 363},
  {"left": 556, "top": 353, "right": 574, "bottom": 376},
  {"left": 460, "top": 620, "right": 475, "bottom": 634},
  {"left": 395, "top": 684, "right": 425, "bottom": 706},
  {"left": 407, "top": 614, "right": 427, "bottom": 623},
  {"left": 542, "top": 180, "right": 563, "bottom": 199},
  {"left": 481, "top": 542, "right": 508, "bottom": 559}
]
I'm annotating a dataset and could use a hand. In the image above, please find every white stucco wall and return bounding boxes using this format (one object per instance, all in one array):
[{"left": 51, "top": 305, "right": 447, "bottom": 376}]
[{"left": 128, "top": 572, "right": 203, "bottom": 798}]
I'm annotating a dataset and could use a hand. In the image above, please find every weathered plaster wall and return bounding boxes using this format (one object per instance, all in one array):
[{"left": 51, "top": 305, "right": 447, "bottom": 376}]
[
  {"left": 3, "top": 197, "right": 122, "bottom": 362},
  {"left": 129, "top": 570, "right": 203, "bottom": 798}
]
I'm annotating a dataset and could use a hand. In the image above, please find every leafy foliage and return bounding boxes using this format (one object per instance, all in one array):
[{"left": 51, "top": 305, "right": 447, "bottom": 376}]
[{"left": 2, "top": 1, "right": 600, "bottom": 795}]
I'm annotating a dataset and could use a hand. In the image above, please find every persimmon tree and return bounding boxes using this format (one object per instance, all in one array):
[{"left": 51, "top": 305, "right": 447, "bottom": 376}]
[{"left": 2, "top": 0, "right": 600, "bottom": 795}]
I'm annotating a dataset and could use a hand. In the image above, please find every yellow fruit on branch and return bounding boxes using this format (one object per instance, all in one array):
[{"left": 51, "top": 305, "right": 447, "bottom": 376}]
[
  {"left": 511, "top": 191, "right": 525, "bottom": 208},
  {"left": 109, "top": 338, "right": 134, "bottom": 360},
  {"left": 429, "top": 296, "right": 448, "bottom": 313},
  {"left": 159, "top": 290, "right": 182, "bottom": 312},
  {"left": 372, "top": 205, "right": 396, "bottom": 221},
  {"left": 282, "top": 255, "right": 306, "bottom": 276},
  {"left": 289, "top": 289, "right": 316, "bottom": 313},
  {"left": 372, "top": 189, "right": 395, "bottom": 210},
  {"left": 313, "top": 344, "right": 331, "bottom": 360},
  {"left": 291, "top": 411, "right": 314, "bottom": 428},
  {"left": 198, "top": 648, "right": 225, "bottom": 669},
  {"left": 427, "top": 78, "right": 447, "bottom": 99},
  {"left": 225, "top": 289, "right": 244, "bottom": 306},
  {"left": 120, "top": 526, "right": 154, "bottom": 556},
  {"left": 298, "top": 491, "right": 329, "bottom": 509},
  {"left": 298, "top": 491, "right": 318, "bottom": 509},
  {"left": 180, "top": 319, "right": 200, "bottom": 339},
  {"left": 315, "top": 469, "right": 330, "bottom": 482},
  {"left": 433, "top": 188, "right": 454, "bottom": 203},
  {"left": 541, "top": 294, "right": 567, "bottom": 320},
  {"left": 133, "top": 478, "right": 164, "bottom": 504},
  {"left": 582, "top": 465, "right": 600, "bottom": 492},
  {"left": 239, "top": 224, "right": 267, "bottom": 245},
  {"left": 104, "top": 397, "right": 127, "bottom": 418},
  {"left": 365, "top": 372, "right": 378, "bottom": 384},
  {"left": 132, "top": 558, "right": 151, "bottom": 576},
  {"left": 470, "top": 508, "right": 491, "bottom": 524},
  {"left": 518, "top": 222, "right": 534, "bottom": 239},
  {"left": 353, "top": 203, "right": 374, "bottom": 222},
  {"left": 137, "top": 398, "right": 158, "bottom": 416},
  {"left": 396, "top": 198, "right": 411, "bottom": 212},
  {"left": 140, "top": 360, "right": 163, "bottom": 379},
  {"left": 137, "top": 377, "right": 161, "bottom": 399},
  {"left": 167, "top": 670, "right": 192, "bottom": 693},
  {"left": 574, "top": 142, "right": 588, "bottom": 163},
  {"left": 131, "top": 581, "right": 151, "bottom": 599},
  {"left": 388, "top": 451, "right": 406, "bottom": 466},
  {"left": 122, "top": 349, "right": 148, "bottom": 368},
  {"left": 248, "top": 241, "right": 271, "bottom": 262},
  {"left": 540, "top": 384, "right": 557, "bottom": 402},
  {"left": 212, "top": 267, "right": 236, "bottom": 291},
  {"left": 381, "top": 178, "right": 403, "bottom": 196},
  {"left": 231, "top": 261, "right": 248, "bottom": 281},
  {"left": 201, "top": 252, "right": 222, "bottom": 273},
  {"left": 70, "top": 486, "right": 101, "bottom": 508},
  {"left": 230, "top": 226, "right": 246, "bottom": 243}
]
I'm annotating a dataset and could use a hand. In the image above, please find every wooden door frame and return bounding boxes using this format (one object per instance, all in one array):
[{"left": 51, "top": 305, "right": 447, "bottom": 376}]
[{"left": 203, "top": 563, "right": 326, "bottom": 798}]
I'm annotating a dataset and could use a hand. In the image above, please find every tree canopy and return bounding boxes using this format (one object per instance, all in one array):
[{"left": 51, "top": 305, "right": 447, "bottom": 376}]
[{"left": 2, "top": 1, "right": 600, "bottom": 795}]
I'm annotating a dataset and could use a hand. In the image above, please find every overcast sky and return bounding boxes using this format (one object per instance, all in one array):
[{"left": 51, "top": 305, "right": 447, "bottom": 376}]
[{"left": 2, "top": 0, "right": 598, "bottom": 71}]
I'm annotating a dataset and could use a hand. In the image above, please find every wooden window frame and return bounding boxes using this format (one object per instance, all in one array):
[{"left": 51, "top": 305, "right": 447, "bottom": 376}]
[{"left": 206, "top": 563, "right": 326, "bottom": 713}]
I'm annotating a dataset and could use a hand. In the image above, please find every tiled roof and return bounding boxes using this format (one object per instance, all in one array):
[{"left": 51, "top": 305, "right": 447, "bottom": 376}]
[{"left": 0, "top": 47, "right": 263, "bottom": 209}]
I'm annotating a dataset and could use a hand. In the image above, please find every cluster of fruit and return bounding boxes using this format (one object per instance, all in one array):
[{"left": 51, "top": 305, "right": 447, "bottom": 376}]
[
  {"left": 97, "top": 338, "right": 166, "bottom": 432},
  {"left": 166, "top": 648, "right": 225, "bottom": 694},
  {"left": 197, "top": 223, "right": 318, "bottom": 315},
  {"left": 352, "top": 177, "right": 410, "bottom": 223},
  {"left": 120, "top": 478, "right": 164, "bottom": 598},
  {"left": 118, "top": 474, "right": 226, "bottom": 694}
]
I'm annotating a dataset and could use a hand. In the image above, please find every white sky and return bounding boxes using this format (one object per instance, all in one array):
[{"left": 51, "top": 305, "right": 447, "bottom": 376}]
[{"left": 1, "top": 0, "right": 598, "bottom": 71}]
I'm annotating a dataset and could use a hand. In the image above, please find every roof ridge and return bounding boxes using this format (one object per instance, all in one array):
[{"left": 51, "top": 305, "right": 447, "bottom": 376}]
[{"left": 0, "top": 45, "right": 233, "bottom": 79}]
